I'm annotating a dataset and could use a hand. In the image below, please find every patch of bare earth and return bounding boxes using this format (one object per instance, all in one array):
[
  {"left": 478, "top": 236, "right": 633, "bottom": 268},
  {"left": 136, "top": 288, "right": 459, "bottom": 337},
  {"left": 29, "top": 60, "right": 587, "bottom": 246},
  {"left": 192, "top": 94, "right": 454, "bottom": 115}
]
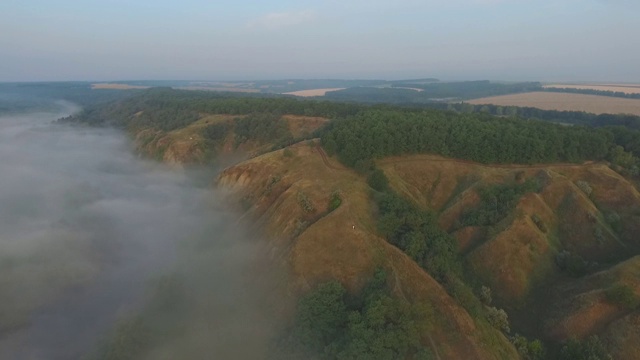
[
  {"left": 283, "top": 88, "right": 346, "bottom": 97},
  {"left": 469, "top": 91, "right": 640, "bottom": 116}
]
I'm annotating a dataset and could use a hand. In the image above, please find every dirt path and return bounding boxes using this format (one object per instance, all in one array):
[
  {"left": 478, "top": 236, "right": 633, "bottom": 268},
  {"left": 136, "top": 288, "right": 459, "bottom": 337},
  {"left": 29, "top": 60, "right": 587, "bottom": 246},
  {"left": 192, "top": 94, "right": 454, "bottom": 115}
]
[{"left": 315, "top": 145, "right": 340, "bottom": 170}]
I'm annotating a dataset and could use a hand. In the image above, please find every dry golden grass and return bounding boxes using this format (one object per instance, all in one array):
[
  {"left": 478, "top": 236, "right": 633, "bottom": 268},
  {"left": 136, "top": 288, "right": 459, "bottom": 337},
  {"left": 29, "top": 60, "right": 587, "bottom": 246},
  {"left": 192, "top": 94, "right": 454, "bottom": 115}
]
[
  {"left": 217, "top": 143, "right": 518, "bottom": 359},
  {"left": 544, "top": 84, "right": 640, "bottom": 94},
  {"left": 380, "top": 154, "right": 640, "bottom": 306},
  {"left": 216, "top": 148, "right": 640, "bottom": 355},
  {"left": 469, "top": 91, "right": 640, "bottom": 116},
  {"left": 283, "top": 88, "right": 346, "bottom": 97},
  {"left": 282, "top": 115, "right": 329, "bottom": 139},
  {"left": 91, "top": 83, "right": 150, "bottom": 90},
  {"left": 603, "top": 311, "right": 640, "bottom": 359}
]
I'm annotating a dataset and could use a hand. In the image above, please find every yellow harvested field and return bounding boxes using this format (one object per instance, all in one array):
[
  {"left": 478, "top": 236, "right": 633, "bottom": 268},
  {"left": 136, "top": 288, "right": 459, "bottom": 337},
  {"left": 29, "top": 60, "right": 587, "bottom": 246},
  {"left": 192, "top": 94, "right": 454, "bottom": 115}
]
[
  {"left": 91, "top": 83, "right": 150, "bottom": 90},
  {"left": 544, "top": 84, "right": 640, "bottom": 94},
  {"left": 284, "top": 88, "right": 345, "bottom": 97},
  {"left": 469, "top": 91, "right": 640, "bottom": 116}
]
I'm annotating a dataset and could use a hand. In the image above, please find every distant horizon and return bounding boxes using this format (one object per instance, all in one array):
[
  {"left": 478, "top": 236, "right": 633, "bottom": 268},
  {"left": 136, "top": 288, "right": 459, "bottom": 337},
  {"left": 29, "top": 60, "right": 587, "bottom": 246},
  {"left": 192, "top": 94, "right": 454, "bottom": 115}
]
[{"left": 3, "top": 78, "right": 640, "bottom": 85}]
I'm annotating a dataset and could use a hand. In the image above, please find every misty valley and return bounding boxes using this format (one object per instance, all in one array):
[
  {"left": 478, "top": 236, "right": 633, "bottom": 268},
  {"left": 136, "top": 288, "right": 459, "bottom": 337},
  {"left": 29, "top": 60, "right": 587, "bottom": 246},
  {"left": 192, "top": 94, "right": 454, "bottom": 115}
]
[{"left": 0, "top": 102, "right": 279, "bottom": 359}]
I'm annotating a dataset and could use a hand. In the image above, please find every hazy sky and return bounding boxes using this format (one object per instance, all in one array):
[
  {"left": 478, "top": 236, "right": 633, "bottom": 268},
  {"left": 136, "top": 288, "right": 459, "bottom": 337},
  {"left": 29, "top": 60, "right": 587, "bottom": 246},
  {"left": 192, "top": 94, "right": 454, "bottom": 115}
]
[{"left": 1, "top": 0, "right": 639, "bottom": 82}]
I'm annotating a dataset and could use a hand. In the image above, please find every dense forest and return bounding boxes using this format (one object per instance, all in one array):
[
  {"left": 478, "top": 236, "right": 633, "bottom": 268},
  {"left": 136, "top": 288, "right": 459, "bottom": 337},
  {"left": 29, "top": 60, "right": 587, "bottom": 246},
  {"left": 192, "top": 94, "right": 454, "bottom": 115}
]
[{"left": 319, "top": 108, "right": 639, "bottom": 173}]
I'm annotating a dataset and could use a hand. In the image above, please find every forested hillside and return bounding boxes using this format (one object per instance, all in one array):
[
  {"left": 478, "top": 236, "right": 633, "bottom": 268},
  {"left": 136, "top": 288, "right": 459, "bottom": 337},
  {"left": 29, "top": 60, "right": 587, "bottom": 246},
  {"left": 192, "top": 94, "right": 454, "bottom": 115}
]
[{"left": 63, "top": 88, "right": 640, "bottom": 176}]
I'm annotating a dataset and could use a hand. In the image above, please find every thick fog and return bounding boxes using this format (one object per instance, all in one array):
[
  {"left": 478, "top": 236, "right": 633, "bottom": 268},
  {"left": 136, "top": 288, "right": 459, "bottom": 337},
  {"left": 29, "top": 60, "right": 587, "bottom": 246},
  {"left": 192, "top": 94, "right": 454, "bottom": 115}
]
[{"left": 0, "top": 103, "right": 279, "bottom": 359}]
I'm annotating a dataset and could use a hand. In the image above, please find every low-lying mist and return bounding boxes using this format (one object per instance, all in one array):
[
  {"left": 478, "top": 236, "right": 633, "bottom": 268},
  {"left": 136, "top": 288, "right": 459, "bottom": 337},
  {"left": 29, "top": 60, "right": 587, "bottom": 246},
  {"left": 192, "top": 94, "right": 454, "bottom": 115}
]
[{"left": 0, "top": 102, "right": 282, "bottom": 359}]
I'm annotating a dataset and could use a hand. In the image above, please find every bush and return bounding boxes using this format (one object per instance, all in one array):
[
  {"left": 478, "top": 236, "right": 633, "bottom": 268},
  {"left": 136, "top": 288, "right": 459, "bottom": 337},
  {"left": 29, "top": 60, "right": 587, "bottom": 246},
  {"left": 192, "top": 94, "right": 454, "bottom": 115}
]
[
  {"left": 560, "top": 336, "right": 612, "bottom": 360},
  {"left": 605, "top": 283, "right": 639, "bottom": 310},
  {"left": 479, "top": 286, "right": 492, "bottom": 305},
  {"left": 576, "top": 180, "right": 593, "bottom": 196},
  {"left": 462, "top": 179, "right": 540, "bottom": 227},
  {"left": 511, "top": 334, "right": 545, "bottom": 360},
  {"left": 486, "top": 306, "right": 510, "bottom": 333},
  {"left": 367, "top": 168, "right": 389, "bottom": 192},
  {"left": 531, "top": 214, "right": 547, "bottom": 233},
  {"left": 282, "top": 148, "right": 294, "bottom": 158},
  {"left": 297, "top": 192, "right": 315, "bottom": 213},
  {"left": 556, "top": 250, "right": 590, "bottom": 277},
  {"left": 328, "top": 191, "right": 342, "bottom": 212}
]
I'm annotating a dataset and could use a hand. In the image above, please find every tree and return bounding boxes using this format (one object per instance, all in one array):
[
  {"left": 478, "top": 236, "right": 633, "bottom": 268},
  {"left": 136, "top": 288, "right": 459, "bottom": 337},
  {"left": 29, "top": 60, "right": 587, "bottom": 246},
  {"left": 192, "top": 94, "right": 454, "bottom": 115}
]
[
  {"left": 367, "top": 169, "right": 389, "bottom": 192},
  {"left": 295, "top": 281, "right": 348, "bottom": 351},
  {"left": 560, "top": 336, "right": 612, "bottom": 360}
]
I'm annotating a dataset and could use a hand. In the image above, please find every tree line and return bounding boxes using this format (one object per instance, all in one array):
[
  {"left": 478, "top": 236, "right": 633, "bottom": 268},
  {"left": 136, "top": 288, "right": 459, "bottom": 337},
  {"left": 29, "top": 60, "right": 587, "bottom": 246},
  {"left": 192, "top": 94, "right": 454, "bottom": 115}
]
[{"left": 319, "top": 109, "right": 627, "bottom": 168}]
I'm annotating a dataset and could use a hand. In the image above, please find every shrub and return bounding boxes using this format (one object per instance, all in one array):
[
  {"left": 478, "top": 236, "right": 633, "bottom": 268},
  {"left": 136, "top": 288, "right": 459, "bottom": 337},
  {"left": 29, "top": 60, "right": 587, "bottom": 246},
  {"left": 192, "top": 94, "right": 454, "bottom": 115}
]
[
  {"left": 486, "top": 306, "right": 510, "bottom": 333},
  {"left": 297, "top": 192, "right": 315, "bottom": 213},
  {"left": 556, "top": 250, "right": 590, "bottom": 277},
  {"left": 560, "top": 336, "right": 612, "bottom": 360},
  {"left": 576, "top": 180, "right": 593, "bottom": 196},
  {"left": 511, "top": 334, "right": 545, "bottom": 360},
  {"left": 479, "top": 286, "right": 492, "bottom": 305},
  {"left": 605, "top": 283, "right": 639, "bottom": 309},
  {"left": 328, "top": 191, "right": 342, "bottom": 212},
  {"left": 282, "top": 148, "right": 294, "bottom": 158},
  {"left": 531, "top": 214, "right": 547, "bottom": 233},
  {"left": 367, "top": 168, "right": 389, "bottom": 192}
]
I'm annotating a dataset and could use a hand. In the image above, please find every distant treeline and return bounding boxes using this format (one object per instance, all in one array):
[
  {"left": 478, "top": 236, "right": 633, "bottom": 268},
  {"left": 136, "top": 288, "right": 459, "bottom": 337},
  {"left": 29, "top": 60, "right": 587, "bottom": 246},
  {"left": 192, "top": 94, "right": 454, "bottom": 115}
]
[
  {"left": 391, "top": 80, "right": 543, "bottom": 99},
  {"left": 542, "top": 87, "right": 640, "bottom": 100},
  {"left": 323, "top": 81, "right": 542, "bottom": 103},
  {"left": 444, "top": 102, "right": 640, "bottom": 130},
  {"left": 323, "top": 84, "right": 640, "bottom": 109},
  {"left": 0, "top": 82, "right": 140, "bottom": 115},
  {"left": 61, "top": 88, "right": 371, "bottom": 131}
]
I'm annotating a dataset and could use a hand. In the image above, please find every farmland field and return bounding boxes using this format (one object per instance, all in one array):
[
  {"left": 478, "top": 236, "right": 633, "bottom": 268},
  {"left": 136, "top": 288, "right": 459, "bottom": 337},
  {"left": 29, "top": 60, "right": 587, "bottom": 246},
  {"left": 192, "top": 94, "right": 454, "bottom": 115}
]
[
  {"left": 468, "top": 91, "right": 640, "bottom": 116},
  {"left": 543, "top": 84, "right": 640, "bottom": 94},
  {"left": 284, "top": 88, "right": 346, "bottom": 97}
]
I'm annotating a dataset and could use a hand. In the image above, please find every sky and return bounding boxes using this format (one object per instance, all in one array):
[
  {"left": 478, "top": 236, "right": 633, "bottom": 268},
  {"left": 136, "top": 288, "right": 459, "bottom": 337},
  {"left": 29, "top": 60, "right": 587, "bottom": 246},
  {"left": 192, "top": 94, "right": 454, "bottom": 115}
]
[{"left": 1, "top": 0, "right": 639, "bottom": 82}]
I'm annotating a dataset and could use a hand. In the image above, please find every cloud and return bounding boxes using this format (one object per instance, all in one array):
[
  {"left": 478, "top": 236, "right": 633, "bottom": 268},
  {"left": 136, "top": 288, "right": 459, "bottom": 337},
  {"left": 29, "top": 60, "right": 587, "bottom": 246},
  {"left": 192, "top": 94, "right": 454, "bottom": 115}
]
[{"left": 247, "top": 10, "right": 316, "bottom": 30}]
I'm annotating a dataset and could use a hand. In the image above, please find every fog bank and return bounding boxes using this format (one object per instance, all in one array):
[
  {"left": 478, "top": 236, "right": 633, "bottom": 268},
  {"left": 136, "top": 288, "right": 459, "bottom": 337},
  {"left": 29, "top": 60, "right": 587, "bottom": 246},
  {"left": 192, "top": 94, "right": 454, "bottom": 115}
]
[{"left": 0, "top": 102, "right": 278, "bottom": 359}]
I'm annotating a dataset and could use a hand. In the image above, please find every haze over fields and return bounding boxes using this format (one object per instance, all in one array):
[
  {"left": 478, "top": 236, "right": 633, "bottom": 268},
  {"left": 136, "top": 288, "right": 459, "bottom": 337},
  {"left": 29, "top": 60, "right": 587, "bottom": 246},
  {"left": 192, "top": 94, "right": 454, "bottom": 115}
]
[{"left": 1, "top": 0, "right": 639, "bottom": 82}]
